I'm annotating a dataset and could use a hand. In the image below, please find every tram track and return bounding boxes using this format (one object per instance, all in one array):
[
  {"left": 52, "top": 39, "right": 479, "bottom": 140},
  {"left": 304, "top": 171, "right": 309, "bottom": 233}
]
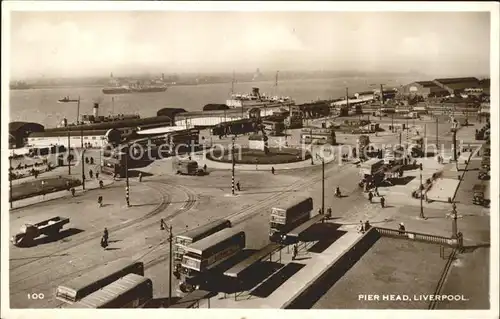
[
  {"left": 9, "top": 181, "right": 171, "bottom": 272},
  {"left": 9, "top": 179, "right": 199, "bottom": 298},
  {"left": 10, "top": 180, "right": 198, "bottom": 282}
]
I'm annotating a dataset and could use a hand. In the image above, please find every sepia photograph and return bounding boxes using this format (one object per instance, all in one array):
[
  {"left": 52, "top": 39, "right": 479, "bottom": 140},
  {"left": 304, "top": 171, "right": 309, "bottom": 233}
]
[{"left": 1, "top": 1, "right": 499, "bottom": 318}]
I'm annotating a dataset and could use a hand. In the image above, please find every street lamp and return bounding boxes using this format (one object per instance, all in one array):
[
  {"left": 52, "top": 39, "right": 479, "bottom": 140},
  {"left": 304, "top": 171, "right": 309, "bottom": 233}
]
[
  {"left": 451, "top": 203, "right": 458, "bottom": 238},
  {"left": 419, "top": 164, "right": 425, "bottom": 219},
  {"left": 81, "top": 149, "right": 86, "bottom": 190},
  {"left": 231, "top": 136, "right": 235, "bottom": 195},
  {"left": 125, "top": 145, "right": 130, "bottom": 207},
  {"left": 316, "top": 154, "right": 325, "bottom": 216},
  {"left": 9, "top": 155, "right": 13, "bottom": 209},
  {"left": 161, "top": 220, "right": 174, "bottom": 307}
]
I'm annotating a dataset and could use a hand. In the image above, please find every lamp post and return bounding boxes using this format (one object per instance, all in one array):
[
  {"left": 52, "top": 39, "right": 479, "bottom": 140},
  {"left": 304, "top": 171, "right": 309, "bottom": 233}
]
[
  {"left": 451, "top": 203, "right": 458, "bottom": 238},
  {"left": 9, "top": 155, "right": 13, "bottom": 209},
  {"left": 316, "top": 154, "right": 325, "bottom": 215},
  {"left": 231, "top": 137, "right": 235, "bottom": 195},
  {"left": 67, "top": 128, "right": 71, "bottom": 175},
  {"left": 419, "top": 164, "right": 425, "bottom": 219},
  {"left": 161, "top": 220, "right": 174, "bottom": 307},
  {"left": 81, "top": 150, "right": 86, "bottom": 190},
  {"left": 435, "top": 116, "right": 439, "bottom": 150},
  {"left": 125, "top": 145, "right": 130, "bottom": 207}
]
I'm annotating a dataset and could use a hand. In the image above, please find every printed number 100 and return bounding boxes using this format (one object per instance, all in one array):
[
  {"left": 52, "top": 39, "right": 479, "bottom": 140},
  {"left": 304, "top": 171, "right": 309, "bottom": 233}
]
[{"left": 28, "top": 293, "right": 45, "bottom": 300}]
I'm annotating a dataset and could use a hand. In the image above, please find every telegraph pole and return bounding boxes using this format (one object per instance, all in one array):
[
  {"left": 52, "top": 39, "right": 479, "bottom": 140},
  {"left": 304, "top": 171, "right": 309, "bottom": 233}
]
[
  {"left": 67, "top": 128, "right": 71, "bottom": 175},
  {"left": 9, "top": 155, "right": 13, "bottom": 209},
  {"left": 81, "top": 150, "right": 86, "bottom": 190},
  {"left": 419, "top": 165, "right": 425, "bottom": 219},
  {"left": 451, "top": 203, "right": 458, "bottom": 238},
  {"left": 321, "top": 157, "right": 325, "bottom": 215},
  {"left": 169, "top": 224, "right": 173, "bottom": 307},
  {"left": 435, "top": 116, "right": 439, "bottom": 150},
  {"left": 125, "top": 146, "right": 130, "bottom": 207},
  {"left": 231, "top": 137, "right": 235, "bottom": 195}
]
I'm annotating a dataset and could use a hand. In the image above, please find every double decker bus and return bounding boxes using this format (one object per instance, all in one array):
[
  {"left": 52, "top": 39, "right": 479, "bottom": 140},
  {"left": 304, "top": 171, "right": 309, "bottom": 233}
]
[
  {"left": 173, "top": 219, "right": 232, "bottom": 264},
  {"left": 56, "top": 258, "right": 144, "bottom": 304},
  {"left": 179, "top": 228, "right": 245, "bottom": 293},
  {"left": 269, "top": 197, "right": 313, "bottom": 242},
  {"left": 65, "top": 274, "right": 153, "bottom": 308}
]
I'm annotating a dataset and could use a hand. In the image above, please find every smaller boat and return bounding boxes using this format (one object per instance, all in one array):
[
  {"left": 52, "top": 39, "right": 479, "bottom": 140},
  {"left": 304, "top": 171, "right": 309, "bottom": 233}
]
[{"left": 58, "top": 96, "right": 79, "bottom": 103}]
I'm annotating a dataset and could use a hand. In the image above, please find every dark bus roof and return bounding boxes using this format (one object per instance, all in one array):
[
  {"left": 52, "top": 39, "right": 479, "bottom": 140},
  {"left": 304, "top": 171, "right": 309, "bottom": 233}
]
[
  {"left": 186, "top": 228, "right": 244, "bottom": 255},
  {"left": 58, "top": 258, "right": 142, "bottom": 292},
  {"left": 274, "top": 196, "right": 312, "bottom": 210},
  {"left": 176, "top": 219, "right": 230, "bottom": 242},
  {"left": 66, "top": 274, "right": 151, "bottom": 308}
]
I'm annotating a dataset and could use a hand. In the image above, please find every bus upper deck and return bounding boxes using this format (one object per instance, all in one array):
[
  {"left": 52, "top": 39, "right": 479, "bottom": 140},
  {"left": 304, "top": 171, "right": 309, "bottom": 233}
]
[
  {"left": 174, "top": 219, "right": 232, "bottom": 261},
  {"left": 65, "top": 273, "right": 153, "bottom": 309},
  {"left": 56, "top": 258, "right": 144, "bottom": 304}
]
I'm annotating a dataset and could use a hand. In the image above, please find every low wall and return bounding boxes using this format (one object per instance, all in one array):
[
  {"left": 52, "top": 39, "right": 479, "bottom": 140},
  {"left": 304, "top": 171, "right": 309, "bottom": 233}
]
[
  {"left": 284, "top": 228, "right": 381, "bottom": 309},
  {"left": 375, "top": 227, "right": 461, "bottom": 248}
]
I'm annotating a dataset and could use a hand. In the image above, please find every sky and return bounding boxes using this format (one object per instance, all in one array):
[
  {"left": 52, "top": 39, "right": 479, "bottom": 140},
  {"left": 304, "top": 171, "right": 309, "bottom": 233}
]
[{"left": 8, "top": 10, "right": 491, "bottom": 79}]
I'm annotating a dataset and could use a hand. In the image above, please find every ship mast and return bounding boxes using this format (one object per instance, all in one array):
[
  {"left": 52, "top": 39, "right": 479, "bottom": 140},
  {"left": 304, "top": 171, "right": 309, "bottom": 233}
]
[
  {"left": 231, "top": 70, "right": 235, "bottom": 96},
  {"left": 275, "top": 70, "right": 279, "bottom": 97}
]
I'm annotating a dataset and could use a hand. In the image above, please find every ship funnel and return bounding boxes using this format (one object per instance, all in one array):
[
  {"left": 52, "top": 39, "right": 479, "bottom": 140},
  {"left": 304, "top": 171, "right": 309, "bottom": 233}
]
[
  {"left": 252, "top": 87, "right": 260, "bottom": 98},
  {"left": 93, "top": 103, "right": 99, "bottom": 118}
]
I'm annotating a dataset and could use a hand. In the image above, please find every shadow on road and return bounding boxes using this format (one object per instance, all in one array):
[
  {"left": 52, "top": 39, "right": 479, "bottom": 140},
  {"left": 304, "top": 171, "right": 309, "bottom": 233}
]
[
  {"left": 35, "top": 228, "right": 84, "bottom": 246},
  {"left": 250, "top": 263, "right": 305, "bottom": 298}
]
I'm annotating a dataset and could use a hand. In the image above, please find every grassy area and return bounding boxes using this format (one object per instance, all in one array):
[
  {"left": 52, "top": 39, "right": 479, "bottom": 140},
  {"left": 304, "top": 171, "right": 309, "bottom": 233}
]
[
  {"left": 11, "top": 177, "right": 82, "bottom": 201},
  {"left": 207, "top": 147, "right": 311, "bottom": 165}
]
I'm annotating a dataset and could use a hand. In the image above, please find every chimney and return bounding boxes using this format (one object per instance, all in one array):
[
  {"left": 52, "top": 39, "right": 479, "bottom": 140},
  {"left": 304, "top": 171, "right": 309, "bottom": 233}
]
[
  {"left": 93, "top": 103, "right": 99, "bottom": 118},
  {"left": 252, "top": 87, "right": 260, "bottom": 98}
]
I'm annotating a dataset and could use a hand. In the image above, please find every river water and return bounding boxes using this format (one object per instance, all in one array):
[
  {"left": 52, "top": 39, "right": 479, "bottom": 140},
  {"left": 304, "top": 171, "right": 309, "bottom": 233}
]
[{"left": 9, "top": 76, "right": 416, "bottom": 128}]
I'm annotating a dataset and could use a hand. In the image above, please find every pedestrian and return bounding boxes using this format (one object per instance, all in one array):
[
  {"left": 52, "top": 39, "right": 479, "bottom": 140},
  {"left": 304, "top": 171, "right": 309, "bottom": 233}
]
[
  {"left": 103, "top": 227, "right": 109, "bottom": 243},
  {"left": 271, "top": 167, "right": 275, "bottom": 175},
  {"left": 326, "top": 207, "right": 332, "bottom": 220},
  {"left": 203, "top": 164, "right": 207, "bottom": 172},
  {"left": 364, "top": 220, "right": 371, "bottom": 231},
  {"left": 89, "top": 169, "right": 93, "bottom": 179},
  {"left": 358, "top": 220, "right": 365, "bottom": 233},
  {"left": 85, "top": 157, "right": 89, "bottom": 164},
  {"left": 398, "top": 222, "right": 406, "bottom": 235},
  {"left": 71, "top": 187, "right": 76, "bottom": 197},
  {"left": 368, "top": 191, "right": 373, "bottom": 203},
  {"left": 374, "top": 187, "right": 379, "bottom": 197},
  {"left": 95, "top": 172, "right": 99, "bottom": 179},
  {"left": 98, "top": 195, "right": 103, "bottom": 208},
  {"left": 236, "top": 181, "right": 241, "bottom": 191},
  {"left": 90, "top": 157, "right": 94, "bottom": 165},
  {"left": 138, "top": 172, "right": 143, "bottom": 182},
  {"left": 66, "top": 180, "right": 71, "bottom": 191},
  {"left": 292, "top": 244, "right": 298, "bottom": 260},
  {"left": 380, "top": 196, "right": 386, "bottom": 208},
  {"left": 99, "top": 180, "right": 104, "bottom": 189}
]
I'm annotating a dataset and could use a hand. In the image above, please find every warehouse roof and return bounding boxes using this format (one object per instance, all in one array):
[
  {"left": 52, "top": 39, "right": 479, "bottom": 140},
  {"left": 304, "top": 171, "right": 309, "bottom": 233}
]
[
  {"left": 434, "top": 77, "right": 479, "bottom": 84},
  {"left": 415, "top": 81, "right": 441, "bottom": 88}
]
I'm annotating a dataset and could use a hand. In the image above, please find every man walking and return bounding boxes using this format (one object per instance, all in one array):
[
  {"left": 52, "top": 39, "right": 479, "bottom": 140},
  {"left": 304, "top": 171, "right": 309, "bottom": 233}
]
[
  {"left": 368, "top": 191, "right": 373, "bottom": 203},
  {"left": 98, "top": 195, "right": 103, "bottom": 208},
  {"left": 292, "top": 244, "right": 298, "bottom": 260},
  {"left": 236, "top": 181, "right": 241, "bottom": 192},
  {"left": 89, "top": 169, "right": 93, "bottom": 179},
  {"left": 271, "top": 167, "right": 275, "bottom": 175},
  {"left": 380, "top": 196, "right": 386, "bottom": 208},
  {"left": 101, "top": 227, "right": 109, "bottom": 248}
]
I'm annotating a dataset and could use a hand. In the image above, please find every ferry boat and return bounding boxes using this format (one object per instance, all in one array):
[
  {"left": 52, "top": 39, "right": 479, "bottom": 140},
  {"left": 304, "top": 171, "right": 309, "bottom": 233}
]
[{"left": 226, "top": 87, "right": 295, "bottom": 108}]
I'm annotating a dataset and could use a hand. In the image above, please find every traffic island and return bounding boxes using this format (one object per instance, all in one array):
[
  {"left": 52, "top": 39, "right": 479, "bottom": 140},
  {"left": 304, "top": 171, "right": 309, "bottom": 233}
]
[{"left": 207, "top": 147, "right": 312, "bottom": 165}]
